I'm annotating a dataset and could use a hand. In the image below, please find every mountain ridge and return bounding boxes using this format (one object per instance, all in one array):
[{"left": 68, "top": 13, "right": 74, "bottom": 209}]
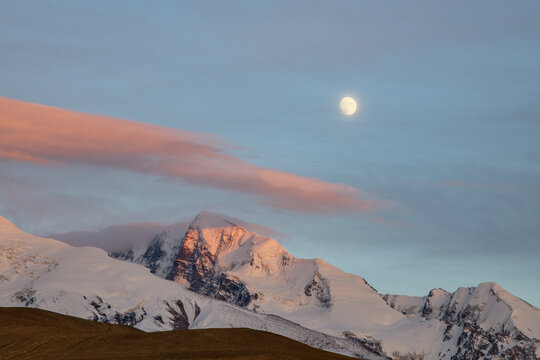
[
  {"left": 0, "top": 215, "right": 387, "bottom": 360},
  {"left": 110, "top": 211, "right": 540, "bottom": 360},
  {"left": 2, "top": 213, "right": 539, "bottom": 359}
]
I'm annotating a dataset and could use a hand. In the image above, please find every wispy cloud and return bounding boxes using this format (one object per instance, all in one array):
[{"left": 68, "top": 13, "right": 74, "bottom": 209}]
[
  {"left": 49, "top": 221, "right": 190, "bottom": 253},
  {"left": 0, "top": 97, "right": 385, "bottom": 214},
  {"left": 49, "top": 211, "right": 285, "bottom": 253}
]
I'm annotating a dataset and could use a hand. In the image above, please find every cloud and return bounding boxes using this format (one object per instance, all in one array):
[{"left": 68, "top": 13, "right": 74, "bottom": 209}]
[
  {"left": 194, "top": 211, "right": 286, "bottom": 239},
  {"left": 49, "top": 221, "right": 190, "bottom": 253},
  {"left": 0, "top": 97, "right": 384, "bottom": 214},
  {"left": 49, "top": 212, "right": 284, "bottom": 253},
  {"left": 0, "top": 165, "right": 125, "bottom": 235}
]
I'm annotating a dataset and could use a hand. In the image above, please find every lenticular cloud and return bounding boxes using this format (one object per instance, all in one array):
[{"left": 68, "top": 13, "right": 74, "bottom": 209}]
[{"left": 0, "top": 97, "right": 383, "bottom": 214}]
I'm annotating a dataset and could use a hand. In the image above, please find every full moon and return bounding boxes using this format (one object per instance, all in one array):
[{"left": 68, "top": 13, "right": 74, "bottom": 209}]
[{"left": 340, "top": 97, "right": 358, "bottom": 116}]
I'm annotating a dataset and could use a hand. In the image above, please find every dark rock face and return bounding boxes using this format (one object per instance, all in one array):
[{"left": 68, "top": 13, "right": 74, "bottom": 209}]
[
  {"left": 212, "top": 273, "right": 255, "bottom": 307},
  {"left": 166, "top": 223, "right": 259, "bottom": 308},
  {"left": 111, "top": 231, "right": 184, "bottom": 279},
  {"left": 441, "top": 293, "right": 539, "bottom": 360},
  {"left": 13, "top": 288, "right": 37, "bottom": 306},
  {"left": 167, "top": 227, "right": 216, "bottom": 287},
  {"left": 385, "top": 288, "right": 540, "bottom": 360},
  {"left": 82, "top": 295, "right": 196, "bottom": 330},
  {"left": 166, "top": 300, "right": 190, "bottom": 330},
  {"left": 110, "top": 215, "right": 264, "bottom": 309},
  {"left": 304, "top": 272, "right": 332, "bottom": 309},
  {"left": 114, "top": 310, "right": 145, "bottom": 327},
  {"left": 342, "top": 331, "right": 386, "bottom": 357},
  {"left": 449, "top": 322, "right": 539, "bottom": 360},
  {"left": 193, "top": 303, "right": 201, "bottom": 320},
  {"left": 83, "top": 295, "right": 146, "bottom": 327},
  {"left": 111, "top": 248, "right": 134, "bottom": 262},
  {"left": 140, "top": 232, "right": 168, "bottom": 274}
]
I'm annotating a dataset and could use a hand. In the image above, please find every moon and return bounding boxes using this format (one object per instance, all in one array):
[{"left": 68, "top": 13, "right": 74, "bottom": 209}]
[{"left": 340, "top": 97, "right": 358, "bottom": 116}]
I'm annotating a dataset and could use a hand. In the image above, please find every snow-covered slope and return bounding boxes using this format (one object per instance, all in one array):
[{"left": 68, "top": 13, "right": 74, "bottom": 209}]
[
  {"left": 112, "top": 211, "right": 540, "bottom": 360},
  {"left": 0, "top": 216, "right": 389, "bottom": 360},
  {"left": 384, "top": 283, "right": 540, "bottom": 359},
  {"left": 110, "top": 227, "right": 187, "bottom": 279},
  {"left": 0, "top": 216, "right": 198, "bottom": 331}
]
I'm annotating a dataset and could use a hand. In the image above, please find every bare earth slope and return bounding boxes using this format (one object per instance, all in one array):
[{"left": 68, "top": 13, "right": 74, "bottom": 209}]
[{"left": 0, "top": 307, "right": 360, "bottom": 360}]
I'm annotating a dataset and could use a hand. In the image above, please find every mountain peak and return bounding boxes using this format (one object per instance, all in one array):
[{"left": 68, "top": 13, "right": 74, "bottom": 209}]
[
  {"left": 0, "top": 216, "right": 24, "bottom": 234},
  {"left": 189, "top": 211, "right": 245, "bottom": 231}
]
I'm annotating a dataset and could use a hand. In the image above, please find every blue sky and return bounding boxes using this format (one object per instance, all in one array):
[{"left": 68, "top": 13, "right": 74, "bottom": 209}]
[{"left": 1, "top": 1, "right": 539, "bottom": 305}]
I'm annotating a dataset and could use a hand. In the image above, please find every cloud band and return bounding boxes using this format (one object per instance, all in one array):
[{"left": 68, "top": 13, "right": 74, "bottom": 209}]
[{"left": 0, "top": 97, "right": 382, "bottom": 214}]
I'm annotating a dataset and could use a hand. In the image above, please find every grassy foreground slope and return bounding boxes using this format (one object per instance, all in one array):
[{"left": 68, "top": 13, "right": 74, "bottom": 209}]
[{"left": 0, "top": 307, "right": 360, "bottom": 360}]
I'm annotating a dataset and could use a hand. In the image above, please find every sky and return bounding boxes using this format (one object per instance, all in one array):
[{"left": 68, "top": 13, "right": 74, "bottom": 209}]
[{"left": 1, "top": 1, "right": 539, "bottom": 305}]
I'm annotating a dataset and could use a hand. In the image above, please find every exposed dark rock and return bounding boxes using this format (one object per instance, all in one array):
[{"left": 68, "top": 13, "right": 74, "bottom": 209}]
[
  {"left": 84, "top": 295, "right": 146, "bottom": 327},
  {"left": 193, "top": 303, "right": 201, "bottom": 320},
  {"left": 280, "top": 253, "right": 293, "bottom": 267},
  {"left": 342, "top": 331, "right": 385, "bottom": 357},
  {"left": 304, "top": 272, "right": 332, "bottom": 308},
  {"left": 384, "top": 287, "right": 540, "bottom": 360},
  {"left": 114, "top": 310, "right": 144, "bottom": 327},
  {"left": 13, "top": 288, "right": 37, "bottom": 306},
  {"left": 213, "top": 273, "right": 254, "bottom": 307},
  {"left": 140, "top": 232, "right": 168, "bottom": 274},
  {"left": 165, "top": 224, "right": 259, "bottom": 308},
  {"left": 166, "top": 300, "right": 190, "bottom": 330},
  {"left": 111, "top": 248, "right": 134, "bottom": 262},
  {"left": 443, "top": 324, "right": 453, "bottom": 342}
]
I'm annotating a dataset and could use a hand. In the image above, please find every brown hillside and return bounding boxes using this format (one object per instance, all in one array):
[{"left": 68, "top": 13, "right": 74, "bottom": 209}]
[{"left": 0, "top": 307, "right": 361, "bottom": 360}]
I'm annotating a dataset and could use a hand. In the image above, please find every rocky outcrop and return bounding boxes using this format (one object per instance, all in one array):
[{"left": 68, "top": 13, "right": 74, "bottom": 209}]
[
  {"left": 81, "top": 295, "right": 196, "bottom": 329},
  {"left": 166, "top": 299, "right": 190, "bottom": 330},
  {"left": 304, "top": 271, "right": 332, "bottom": 308},
  {"left": 384, "top": 283, "right": 540, "bottom": 360},
  {"left": 164, "top": 215, "right": 260, "bottom": 307},
  {"left": 111, "top": 230, "right": 184, "bottom": 279}
]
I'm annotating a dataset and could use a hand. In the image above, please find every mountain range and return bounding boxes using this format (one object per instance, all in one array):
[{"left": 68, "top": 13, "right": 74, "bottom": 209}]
[{"left": 1, "top": 211, "right": 539, "bottom": 359}]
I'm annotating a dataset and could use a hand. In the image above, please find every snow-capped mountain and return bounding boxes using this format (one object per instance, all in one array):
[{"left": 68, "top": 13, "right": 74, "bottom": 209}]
[
  {"left": 384, "top": 283, "right": 540, "bottom": 359},
  {"left": 0, "top": 216, "right": 389, "bottom": 360},
  {"left": 111, "top": 211, "right": 540, "bottom": 360},
  {"left": 110, "top": 226, "right": 187, "bottom": 280}
]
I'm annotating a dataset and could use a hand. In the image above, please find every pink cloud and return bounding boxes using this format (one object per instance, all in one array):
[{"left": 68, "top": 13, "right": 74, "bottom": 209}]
[{"left": 0, "top": 97, "right": 386, "bottom": 214}]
